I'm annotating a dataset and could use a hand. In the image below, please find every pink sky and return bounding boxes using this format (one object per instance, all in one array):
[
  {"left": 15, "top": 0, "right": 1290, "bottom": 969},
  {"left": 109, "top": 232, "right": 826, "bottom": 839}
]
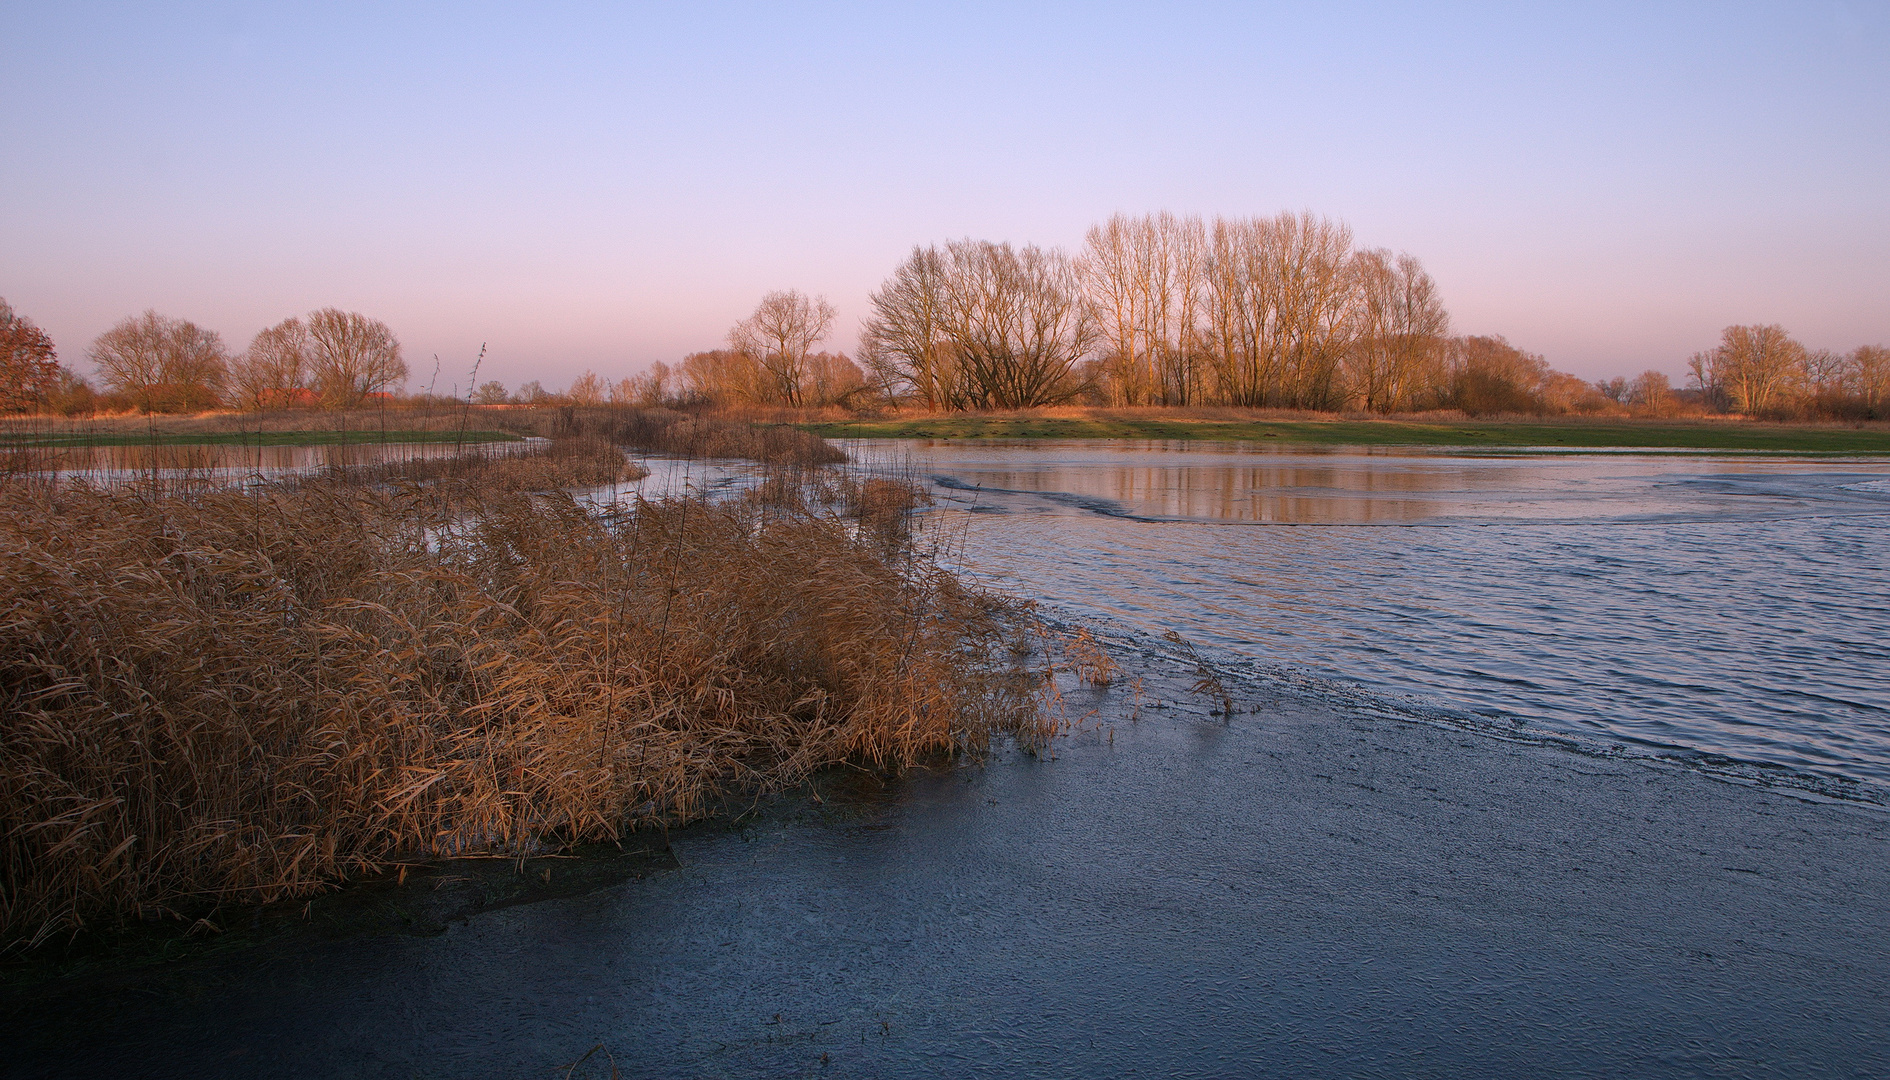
[{"left": 3, "top": 3, "right": 1885, "bottom": 393}]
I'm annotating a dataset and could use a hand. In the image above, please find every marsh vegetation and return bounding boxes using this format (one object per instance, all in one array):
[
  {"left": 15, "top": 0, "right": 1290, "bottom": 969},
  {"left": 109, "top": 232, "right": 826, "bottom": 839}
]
[{"left": 0, "top": 410, "right": 1043, "bottom": 954}]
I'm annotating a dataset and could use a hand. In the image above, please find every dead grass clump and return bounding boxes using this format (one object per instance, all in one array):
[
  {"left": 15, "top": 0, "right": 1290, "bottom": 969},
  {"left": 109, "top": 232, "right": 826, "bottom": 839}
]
[
  {"left": 837, "top": 474, "right": 931, "bottom": 552},
  {"left": 1061, "top": 628, "right": 1120, "bottom": 687},
  {"left": 0, "top": 475, "right": 1029, "bottom": 951},
  {"left": 364, "top": 434, "right": 646, "bottom": 493}
]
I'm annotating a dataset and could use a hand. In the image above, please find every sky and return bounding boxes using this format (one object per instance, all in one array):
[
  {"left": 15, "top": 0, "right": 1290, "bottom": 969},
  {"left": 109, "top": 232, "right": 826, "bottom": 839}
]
[{"left": 2, "top": 1, "right": 1886, "bottom": 393}]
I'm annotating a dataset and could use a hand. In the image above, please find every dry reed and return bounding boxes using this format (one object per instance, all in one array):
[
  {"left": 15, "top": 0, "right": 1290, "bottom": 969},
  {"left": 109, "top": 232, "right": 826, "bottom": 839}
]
[
  {"left": 1060, "top": 628, "right": 1120, "bottom": 687},
  {"left": 356, "top": 431, "right": 646, "bottom": 493},
  {"left": 0, "top": 464, "right": 1031, "bottom": 951},
  {"left": 555, "top": 406, "right": 847, "bottom": 467}
]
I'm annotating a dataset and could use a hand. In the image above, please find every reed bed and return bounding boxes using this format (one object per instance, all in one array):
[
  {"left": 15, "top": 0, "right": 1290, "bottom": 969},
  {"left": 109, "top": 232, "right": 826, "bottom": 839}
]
[
  {"left": 358, "top": 431, "right": 646, "bottom": 493},
  {"left": 553, "top": 406, "right": 847, "bottom": 467},
  {"left": 0, "top": 461, "right": 1034, "bottom": 952}
]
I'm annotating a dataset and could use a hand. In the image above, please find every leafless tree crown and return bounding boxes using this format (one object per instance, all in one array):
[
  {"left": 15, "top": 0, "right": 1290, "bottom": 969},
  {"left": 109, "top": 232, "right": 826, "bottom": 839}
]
[
  {"left": 229, "top": 317, "right": 311, "bottom": 410},
  {"left": 727, "top": 290, "right": 837, "bottom": 407},
  {"left": 306, "top": 308, "right": 407, "bottom": 408},
  {"left": 88, "top": 309, "right": 230, "bottom": 413}
]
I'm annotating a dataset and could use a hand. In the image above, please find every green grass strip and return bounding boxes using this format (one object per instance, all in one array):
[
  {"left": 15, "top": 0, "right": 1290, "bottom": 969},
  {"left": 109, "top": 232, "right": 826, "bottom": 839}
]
[{"left": 801, "top": 416, "right": 1890, "bottom": 454}]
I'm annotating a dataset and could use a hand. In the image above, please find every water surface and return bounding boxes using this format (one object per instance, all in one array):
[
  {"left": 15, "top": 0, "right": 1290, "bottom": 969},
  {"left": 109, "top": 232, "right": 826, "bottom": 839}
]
[
  {"left": 864, "top": 439, "right": 1890, "bottom": 794},
  {"left": 20, "top": 437, "right": 547, "bottom": 485}
]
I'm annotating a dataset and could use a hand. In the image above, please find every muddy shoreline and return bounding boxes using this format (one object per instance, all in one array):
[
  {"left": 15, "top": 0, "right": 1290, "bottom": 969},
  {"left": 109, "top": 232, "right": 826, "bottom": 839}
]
[{"left": 6, "top": 642, "right": 1887, "bottom": 1078}]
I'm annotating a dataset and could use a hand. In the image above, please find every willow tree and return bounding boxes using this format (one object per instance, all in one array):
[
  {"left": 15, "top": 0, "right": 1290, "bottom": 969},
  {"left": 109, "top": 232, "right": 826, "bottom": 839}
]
[
  {"left": 306, "top": 308, "right": 406, "bottom": 408},
  {"left": 934, "top": 240, "right": 1095, "bottom": 409},
  {"left": 228, "top": 317, "right": 310, "bottom": 411},
  {"left": 89, "top": 310, "right": 229, "bottom": 413},
  {"left": 863, "top": 240, "right": 1094, "bottom": 409}
]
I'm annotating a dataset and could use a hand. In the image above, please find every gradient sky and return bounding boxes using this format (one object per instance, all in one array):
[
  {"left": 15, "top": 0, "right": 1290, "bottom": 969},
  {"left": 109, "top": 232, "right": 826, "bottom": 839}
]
[{"left": 3, "top": 1, "right": 1885, "bottom": 393}]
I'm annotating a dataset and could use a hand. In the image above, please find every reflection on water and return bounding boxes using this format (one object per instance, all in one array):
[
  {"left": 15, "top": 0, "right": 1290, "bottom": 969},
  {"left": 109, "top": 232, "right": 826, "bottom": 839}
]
[
  {"left": 19, "top": 438, "right": 545, "bottom": 484},
  {"left": 867, "top": 439, "right": 1890, "bottom": 792},
  {"left": 890, "top": 438, "right": 1890, "bottom": 524}
]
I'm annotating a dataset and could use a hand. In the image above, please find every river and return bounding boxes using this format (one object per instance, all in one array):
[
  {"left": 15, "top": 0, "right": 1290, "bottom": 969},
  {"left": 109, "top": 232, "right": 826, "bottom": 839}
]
[{"left": 848, "top": 439, "right": 1890, "bottom": 800}]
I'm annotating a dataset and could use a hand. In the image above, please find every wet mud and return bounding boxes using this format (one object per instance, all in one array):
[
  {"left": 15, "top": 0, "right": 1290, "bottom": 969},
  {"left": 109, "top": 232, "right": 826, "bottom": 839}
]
[{"left": 4, "top": 640, "right": 1886, "bottom": 1079}]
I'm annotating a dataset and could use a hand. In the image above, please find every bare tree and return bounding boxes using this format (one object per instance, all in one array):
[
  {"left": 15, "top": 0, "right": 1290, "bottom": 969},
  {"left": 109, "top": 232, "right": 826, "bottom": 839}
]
[
  {"left": 933, "top": 240, "right": 1096, "bottom": 409},
  {"left": 0, "top": 298, "right": 60, "bottom": 413},
  {"left": 228, "top": 317, "right": 310, "bottom": 411},
  {"left": 1080, "top": 217, "right": 1145, "bottom": 405},
  {"left": 89, "top": 310, "right": 229, "bottom": 413},
  {"left": 1849, "top": 345, "right": 1890, "bottom": 414},
  {"left": 614, "top": 362, "right": 673, "bottom": 406},
  {"left": 473, "top": 380, "right": 509, "bottom": 405},
  {"left": 567, "top": 370, "right": 605, "bottom": 406},
  {"left": 728, "top": 290, "right": 836, "bottom": 406},
  {"left": 864, "top": 212, "right": 1472, "bottom": 413},
  {"left": 1686, "top": 349, "right": 1723, "bottom": 410},
  {"left": 1804, "top": 347, "right": 1849, "bottom": 408},
  {"left": 1704, "top": 324, "right": 1805, "bottom": 414},
  {"left": 306, "top": 308, "right": 406, "bottom": 408},
  {"left": 1346, "top": 249, "right": 1449, "bottom": 412},
  {"left": 1627, "top": 370, "right": 1673, "bottom": 415},
  {"left": 861, "top": 246, "right": 959, "bottom": 410},
  {"left": 1202, "top": 212, "right": 1359, "bottom": 409},
  {"left": 1078, "top": 213, "right": 1207, "bottom": 405}
]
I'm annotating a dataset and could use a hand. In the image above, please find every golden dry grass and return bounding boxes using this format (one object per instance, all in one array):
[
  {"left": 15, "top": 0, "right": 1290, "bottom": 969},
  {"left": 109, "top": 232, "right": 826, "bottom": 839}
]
[
  {"left": 1060, "top": 628, "right": 1120, "bottom": 687},
  {"left": 561, "top": 406, "right": 846, "bottom": 466},
  {"left": 0, "top": 457, "right": 1033, "bottom": 951},
  {"left": 361, "top": 431, "right": 646, "bottom": 492}
]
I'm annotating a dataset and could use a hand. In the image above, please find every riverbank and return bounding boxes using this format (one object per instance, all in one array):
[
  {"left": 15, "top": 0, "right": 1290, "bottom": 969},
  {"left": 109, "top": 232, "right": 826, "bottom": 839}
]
[
  {"left": 4, "top": 636, "right": 1883, "bottom": 1078},
  {"left": 803, "top": 410, "right": 1890, "bottom": 454}
]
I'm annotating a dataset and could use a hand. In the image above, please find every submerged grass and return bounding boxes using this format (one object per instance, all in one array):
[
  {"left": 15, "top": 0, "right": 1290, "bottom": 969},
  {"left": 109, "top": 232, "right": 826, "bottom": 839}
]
[
  {"left": 803, "top": 410, "right": 1890, "bottom": 454},
  {"left": 0, "top": 431, "right": 1035, "bottom": 953}
]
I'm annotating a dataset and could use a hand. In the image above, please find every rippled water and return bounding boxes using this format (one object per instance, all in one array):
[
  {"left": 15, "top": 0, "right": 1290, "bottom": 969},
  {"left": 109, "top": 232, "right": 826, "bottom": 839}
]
[{"left": 859, "top": 439, "right": 1890, "bottom": 793}]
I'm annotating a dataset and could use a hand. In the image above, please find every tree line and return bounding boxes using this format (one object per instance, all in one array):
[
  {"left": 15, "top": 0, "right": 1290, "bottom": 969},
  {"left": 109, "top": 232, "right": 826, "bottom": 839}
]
[
  {"left": 0, "top": 303, "right": 409, "bottom": 415},
  {"left": 4, "top": 211, "right": 1885, "bottom": 419},
  {"left": 688, "top": 213, "right": 1689, "bottom": 417},
  {"left": 1679, "top": 325, "right": 1889, "bottom": 420}
]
